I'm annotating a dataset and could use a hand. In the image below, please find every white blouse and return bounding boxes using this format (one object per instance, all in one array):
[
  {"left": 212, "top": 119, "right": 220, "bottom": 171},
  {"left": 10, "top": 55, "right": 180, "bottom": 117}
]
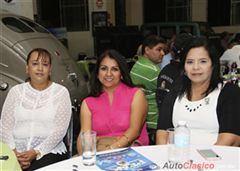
[
  {"left": 0, "top": 82, "right": 72, "bottom": 159},
  {"left": 173, "top": 85, "right": 222, "bottom": 145}
]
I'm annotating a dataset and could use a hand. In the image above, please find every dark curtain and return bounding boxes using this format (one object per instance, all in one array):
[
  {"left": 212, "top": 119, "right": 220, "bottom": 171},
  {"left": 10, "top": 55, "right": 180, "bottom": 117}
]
[
  {"left": 143, "top": 0, "right": 166, "bottom": 23},
  {"left": 208, "top": 0, "right": 230, "bottom": 26},
  {"left": 115, "top": 0, "right": 126, "bottom": 26},
  {"left": 36, "top": 0, "right": 61, "bottom": 28}
]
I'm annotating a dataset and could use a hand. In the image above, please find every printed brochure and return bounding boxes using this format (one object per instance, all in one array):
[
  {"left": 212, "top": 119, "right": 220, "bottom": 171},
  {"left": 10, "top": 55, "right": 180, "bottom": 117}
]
[{"left": 96, "top": 148, "right": 160, "bottom": 171}]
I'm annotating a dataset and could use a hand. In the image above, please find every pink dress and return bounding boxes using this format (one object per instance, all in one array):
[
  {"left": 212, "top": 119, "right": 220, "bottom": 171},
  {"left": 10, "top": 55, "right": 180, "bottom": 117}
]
[{"left": 85, "top": 82, "right": 149, "bottom": 145}]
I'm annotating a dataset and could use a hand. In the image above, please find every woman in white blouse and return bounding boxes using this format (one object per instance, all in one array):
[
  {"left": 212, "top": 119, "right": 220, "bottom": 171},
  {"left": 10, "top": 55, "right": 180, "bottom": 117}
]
[
  {"left": 156, "top": 37, "right": 240, "bottom": 146},
  {"left": 0, "top": 48, "right": 72, "bottom": 170}
]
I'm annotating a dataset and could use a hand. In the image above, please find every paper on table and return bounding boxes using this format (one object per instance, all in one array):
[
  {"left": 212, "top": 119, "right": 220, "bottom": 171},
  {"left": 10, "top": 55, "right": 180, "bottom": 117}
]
[{"left": 96, "top": 148, "right": 160, "bottom": 171}]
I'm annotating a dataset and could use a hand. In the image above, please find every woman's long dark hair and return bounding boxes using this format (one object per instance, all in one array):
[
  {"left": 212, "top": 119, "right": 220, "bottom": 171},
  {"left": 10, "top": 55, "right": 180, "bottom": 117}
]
[
  {"left": 178, "top": 37, "right": 223, "bottom": 100},
  {"left": 89, "top": 49, "right": 134, "bottom": 97}
]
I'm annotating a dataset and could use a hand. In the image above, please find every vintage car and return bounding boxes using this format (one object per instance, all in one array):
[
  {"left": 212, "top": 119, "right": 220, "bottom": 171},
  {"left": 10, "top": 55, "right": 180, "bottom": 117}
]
[
  {"left": 0, "top": 11, "right": 88, "bottom": 114},
  {"left": 0, "top": 11, "right": 89, "bottom": 155}
]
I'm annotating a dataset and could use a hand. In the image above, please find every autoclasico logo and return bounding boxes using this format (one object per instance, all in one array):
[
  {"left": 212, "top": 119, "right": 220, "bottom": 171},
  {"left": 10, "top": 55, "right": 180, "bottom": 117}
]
[{"left": 161, "top": 161, "right": 215, "bottom": 170}]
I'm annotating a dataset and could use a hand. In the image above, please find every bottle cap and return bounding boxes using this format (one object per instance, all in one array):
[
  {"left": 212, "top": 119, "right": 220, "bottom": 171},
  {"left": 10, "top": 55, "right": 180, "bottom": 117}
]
[{"left": 178, "top": 120, "right": 187, "bottom": 125}]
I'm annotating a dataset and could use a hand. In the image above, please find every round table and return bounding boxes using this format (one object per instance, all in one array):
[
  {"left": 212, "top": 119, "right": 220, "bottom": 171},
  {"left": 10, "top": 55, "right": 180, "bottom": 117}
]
[{"left": 36, "top": 145, "right": 240, "bottom": 171}]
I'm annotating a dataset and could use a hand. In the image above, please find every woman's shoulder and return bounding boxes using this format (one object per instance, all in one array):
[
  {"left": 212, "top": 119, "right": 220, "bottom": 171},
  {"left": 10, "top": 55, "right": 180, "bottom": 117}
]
[
  {"left": 10, "top": 82, "right": 26, "bottom": 92},
  {"left": 85, "top": 84, "right": 139, "bottom": 102},
  {"left": 52, "top": 82, "right": 68, "bottom": 91},
  {"left": 84, "top": 96, "right": 95, "bottom": 102},
  {"left": 221, "top": 82, "right": 240, "bottom": 93},
  {"left": 4, "top": 83, "right": 28, "bottom": 99},
  {"left": 84, "top": 93, "right": 101, "bottom": 102},
  {"left": 119, "top": 83, "right": 139, "bottom": 94},
  {"left": 83, "top": 95, "right": 102, "bottom": 108},
  {"left": 219, "top": 82, "right": 240, "bottom": 98},
  {"left": 51, "top": 82, "right": 70, "bottom": 96}
]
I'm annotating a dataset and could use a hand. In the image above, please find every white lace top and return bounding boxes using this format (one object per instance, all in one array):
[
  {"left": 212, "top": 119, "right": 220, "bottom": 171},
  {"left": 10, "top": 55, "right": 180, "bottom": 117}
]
[{"left": 0, "top": 82, "right": 72, "bottom": 159}]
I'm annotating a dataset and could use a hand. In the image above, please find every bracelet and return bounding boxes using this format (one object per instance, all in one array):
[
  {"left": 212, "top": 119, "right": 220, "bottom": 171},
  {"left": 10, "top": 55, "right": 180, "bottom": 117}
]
[{"left": 122, "top": 134, "right": 130, "bottom": 146}]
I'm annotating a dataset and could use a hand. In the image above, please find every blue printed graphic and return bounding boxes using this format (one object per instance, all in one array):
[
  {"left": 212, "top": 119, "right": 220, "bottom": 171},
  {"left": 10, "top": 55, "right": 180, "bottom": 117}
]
[{"left": 96, "top": 148, "right": 159, "bottom": 171}]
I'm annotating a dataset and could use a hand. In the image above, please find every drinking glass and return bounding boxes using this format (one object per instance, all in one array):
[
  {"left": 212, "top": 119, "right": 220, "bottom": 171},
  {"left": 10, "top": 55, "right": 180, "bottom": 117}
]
[
  {"left": 167, "top": 128, "right": 176, "bottom": 162},
  {"left": 80, "top": 130, "right": 96, "bottom": 166}
]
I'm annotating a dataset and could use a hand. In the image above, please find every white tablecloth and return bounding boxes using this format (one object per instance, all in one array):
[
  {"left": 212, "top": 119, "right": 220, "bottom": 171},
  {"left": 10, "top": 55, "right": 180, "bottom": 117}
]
[{"left": 36, "top": 145, "right": 240, "bottom": 171}]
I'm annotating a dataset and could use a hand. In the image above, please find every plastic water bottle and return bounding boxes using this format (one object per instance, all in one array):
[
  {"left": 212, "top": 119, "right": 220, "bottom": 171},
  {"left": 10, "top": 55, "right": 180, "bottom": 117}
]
[{"left": 174, "top": 120, "right": 190, "bottom": 163}]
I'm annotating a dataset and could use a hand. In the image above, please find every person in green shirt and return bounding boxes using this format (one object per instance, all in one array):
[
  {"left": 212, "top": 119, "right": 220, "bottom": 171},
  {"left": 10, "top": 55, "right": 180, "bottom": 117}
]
[{"left": 130, "top": 35, "right": 166, "bottom": 144}]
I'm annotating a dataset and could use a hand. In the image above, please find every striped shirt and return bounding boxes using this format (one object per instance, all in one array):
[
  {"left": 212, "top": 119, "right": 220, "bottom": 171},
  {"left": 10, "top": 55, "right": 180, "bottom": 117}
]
[{"left": 130, "top": 56, "right": 161, "bottom": 129}]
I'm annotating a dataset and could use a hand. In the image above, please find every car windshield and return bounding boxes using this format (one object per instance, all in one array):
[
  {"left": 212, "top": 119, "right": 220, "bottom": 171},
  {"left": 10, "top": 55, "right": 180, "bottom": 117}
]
[
  {"left": 19, "top": 17, "right": 49, "bottom": 33},
  {"left": 2, "top": 16, "right": 49, "bottom": 34},
  {"left": 2, "top": 17, "right": 34, "bottom": 33}
]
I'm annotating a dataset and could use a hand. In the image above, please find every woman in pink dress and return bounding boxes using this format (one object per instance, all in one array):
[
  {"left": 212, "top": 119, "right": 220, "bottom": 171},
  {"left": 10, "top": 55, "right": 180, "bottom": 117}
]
[{"left": 77, "top": 49, "right": 149, "bottom": 153}]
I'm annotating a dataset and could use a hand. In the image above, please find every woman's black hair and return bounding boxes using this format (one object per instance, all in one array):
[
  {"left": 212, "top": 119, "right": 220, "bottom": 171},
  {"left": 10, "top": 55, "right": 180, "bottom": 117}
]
[
  {"left": 26, "top": 48, "right": 52, "bottom": 81},
  {"left": 89, "top": 49, "right": 134, "bottom": 97},
  {"left": 178, "top": 37, "right": 223, "bottom": 100}
]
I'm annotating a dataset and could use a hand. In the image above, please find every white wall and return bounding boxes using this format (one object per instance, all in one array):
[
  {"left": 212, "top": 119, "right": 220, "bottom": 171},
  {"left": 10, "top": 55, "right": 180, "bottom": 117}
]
[
  {"left": 67, "top": 31, "right": 94, "bottom": 59},
  {"left": 192, "top": 0, "right": 207, "bottom": 21},
  {"left": 67, "top": 0, "right": 116, "bottom": 58},
  {"left": 0, "top": 0, "right": 34, "bottom": 19},
  {"left": 191, "top": 0, "right": 240, "bottom": 34},
  {"left": 106, "top": 0, "right": 115, "bottom": 26},
  {"left": 126, "top": 0, "right": 143, "bottom": 26},
  {"left": 213, "top": 25, "right": 240, "bottom": 33}
]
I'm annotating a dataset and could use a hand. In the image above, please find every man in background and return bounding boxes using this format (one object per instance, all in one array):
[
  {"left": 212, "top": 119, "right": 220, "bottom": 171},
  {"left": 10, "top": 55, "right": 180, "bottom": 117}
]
[{"left": 130, "top": 35, "right": 166, "bottom": 145}]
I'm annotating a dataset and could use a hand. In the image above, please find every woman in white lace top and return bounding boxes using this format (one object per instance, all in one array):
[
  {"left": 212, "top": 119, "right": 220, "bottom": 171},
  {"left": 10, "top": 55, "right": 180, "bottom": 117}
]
[{"left": 0, "top": 48, "right": 72, "bottom": 170}]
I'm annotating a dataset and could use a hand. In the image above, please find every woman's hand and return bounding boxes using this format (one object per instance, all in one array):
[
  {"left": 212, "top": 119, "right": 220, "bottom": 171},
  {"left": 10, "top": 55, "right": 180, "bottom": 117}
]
[
  {"left": 97, "top": 144, "right": 109, "bottom": 152},
  {"left": 15, "top": 149, "right": 37, "bottom": 169},
  {"left": 156, "top": 130, "right": 168, "bottom": 145},
  {"left": 14, "top": 150, "right": 30, "bottom": 169},
  {"left": 97, "top": 136, "right": 119, "bottom": 151}
]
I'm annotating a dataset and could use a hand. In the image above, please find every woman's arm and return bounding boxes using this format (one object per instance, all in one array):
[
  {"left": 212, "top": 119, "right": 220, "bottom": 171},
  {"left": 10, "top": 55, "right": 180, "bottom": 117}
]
[
  {"left": 77, "top": 100, "right": 92, "bottom": 154},
  {"left": 1, "top": 87, "right": 18, "bottom": 149},
  {"left": 217, "top": 83, "right": 240, "bottom": 146},
  {"left": 156, "top": 90, "right": 177, "bottom": 144},
  {"left": 109, "top": 89, "right": 148, "bottom": 149},
  {"left": 156, "top": 130, "right": 168, "bottom": 145},
  {"left": 215, "top": 133, "right": 240, "bottom": 146}
]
